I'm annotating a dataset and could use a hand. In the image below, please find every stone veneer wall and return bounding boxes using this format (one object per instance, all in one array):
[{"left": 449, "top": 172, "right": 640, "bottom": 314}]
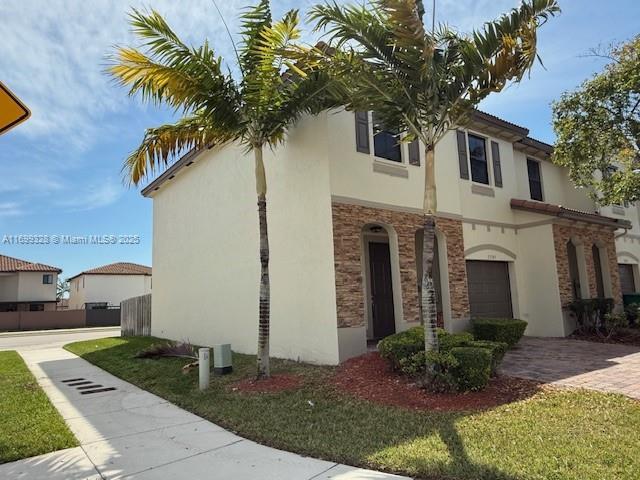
[
  {"left": 331, "top": 202, "right": 469, "bottom": 329},
  {"left": 552, "top": 223, "right": 622, "bottom": 307}
]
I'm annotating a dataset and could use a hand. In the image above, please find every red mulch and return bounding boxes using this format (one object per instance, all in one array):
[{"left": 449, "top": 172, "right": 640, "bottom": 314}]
[
  {"left": 332, "top": 352, "right": 543, "bottom": 412},
  {"left": 569, "top": 329, "right": 640, "bottom": 347},
  {"left": 229, "top": 374, "right": 303, "bottom": 394}
]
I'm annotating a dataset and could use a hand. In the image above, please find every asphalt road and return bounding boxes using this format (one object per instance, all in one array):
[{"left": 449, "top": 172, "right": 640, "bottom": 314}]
[{"left": 0, "top": 327, "right": 120, "bottom": 351}]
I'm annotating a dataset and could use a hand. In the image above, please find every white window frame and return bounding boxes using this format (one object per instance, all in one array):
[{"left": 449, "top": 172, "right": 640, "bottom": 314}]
[
  {"left": 464, "top": 129, "right": 494, "bottom": 186},
  {"left": 368, "top": 112, "right": 409, "bottom": 165}
]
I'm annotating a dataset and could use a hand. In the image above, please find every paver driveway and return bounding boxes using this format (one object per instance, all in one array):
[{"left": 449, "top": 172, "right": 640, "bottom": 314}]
[{"left": 501, "top": 337, "right": 640, "bottom": 399}]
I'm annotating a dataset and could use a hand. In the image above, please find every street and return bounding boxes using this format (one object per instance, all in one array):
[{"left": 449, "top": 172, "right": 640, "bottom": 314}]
[{"left": 0, "top": 327, "right": 120, "bottom": 351}]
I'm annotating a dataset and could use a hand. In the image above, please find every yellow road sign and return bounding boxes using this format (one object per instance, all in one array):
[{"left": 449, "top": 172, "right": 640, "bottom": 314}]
[{"left": 0, "top": 82, "right": 30, "bottom": 135}]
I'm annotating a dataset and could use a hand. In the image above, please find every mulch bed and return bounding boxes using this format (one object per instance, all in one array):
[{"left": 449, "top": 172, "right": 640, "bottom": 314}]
[
  {"left": 229, "top": 373, "right": 303, "bottom": 394},
  {"left": 569, "top": 329, "right": 640, "bottom": 347},
  {"left": 332, "top": 352, "right": 543, "bottom": 412}
]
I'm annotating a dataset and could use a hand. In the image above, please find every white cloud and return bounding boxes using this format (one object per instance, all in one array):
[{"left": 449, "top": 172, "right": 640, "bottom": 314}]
[
  {"left": 0, "top": 202, "right": 23, "bottom": 217},
  {"left": 55, "top": 179, "right": 123, "bottom": 212}
]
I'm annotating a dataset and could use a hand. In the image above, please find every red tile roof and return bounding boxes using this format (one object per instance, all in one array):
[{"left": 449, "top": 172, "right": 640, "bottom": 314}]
[
  {"left": 68, "top": 262, "right": 152, "bottom": 281},
  {"left": 510, "top": 199, "right": 632, "bottom": 229},
  {"left": 0, "top": 254, "right": 61, "bottom": 273}
]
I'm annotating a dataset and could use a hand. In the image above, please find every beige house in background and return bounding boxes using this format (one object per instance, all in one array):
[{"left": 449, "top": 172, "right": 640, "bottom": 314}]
[
  {"left": 0, "top": 254, "right": 61, "bottom": 312},
  {"left": 68, "top": 262, "right": 152, "bottom": 310},
  {"left": 142, "top": 108, "right": 640, "bottom": 365}
]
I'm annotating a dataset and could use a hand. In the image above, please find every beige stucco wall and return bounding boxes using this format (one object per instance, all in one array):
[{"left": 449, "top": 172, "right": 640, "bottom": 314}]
[
  {"left": 15, "top": 272, "right": 57, "bottom": 303},
  {"left": 68, "top": 274, "right": 151, "bottom": 309},
  {"left": 149, "top": 113, "right": 340, "bottom": 364},
  {"left": 0, "top": 274, "right": 19, "bottom": 302}
]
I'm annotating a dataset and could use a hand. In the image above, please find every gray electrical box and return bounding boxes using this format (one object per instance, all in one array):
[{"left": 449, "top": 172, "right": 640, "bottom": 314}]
[{"left": 213, "top": 344, "right": 232, "bottom": 375}]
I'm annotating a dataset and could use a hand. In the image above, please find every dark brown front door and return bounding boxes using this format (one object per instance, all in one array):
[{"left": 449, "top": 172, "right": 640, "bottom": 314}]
[
  {"left": 619, "top": 264, "right": 636, "bottom": 294},
  {"left": 369, "top": 242, "right": 396, "bottom": 339},
  {"left": 466, "top": 260, "right": 513, "bottom": 318}
]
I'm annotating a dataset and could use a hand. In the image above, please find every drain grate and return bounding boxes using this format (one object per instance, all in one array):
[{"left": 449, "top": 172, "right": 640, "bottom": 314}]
[
  {"left": 77, "top": 384, "right": 103, "bottom": 390},
  {"left": 61, "top": 377, "right": 117, "bottom": 395},
  {"left": 67, "top": 381, "right": 92, "bottom": 386},
  {"left": 80, "top": 387, "right": 117, "bottom": 395}
]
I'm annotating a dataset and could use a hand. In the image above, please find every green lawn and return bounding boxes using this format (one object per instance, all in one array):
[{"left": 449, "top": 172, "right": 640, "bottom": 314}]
[
  {"left": 0, "top": 351, "right": 77, "bottom": 463},
  {"left": 66, "top": 337, "right": 640, "bottom": 480}
]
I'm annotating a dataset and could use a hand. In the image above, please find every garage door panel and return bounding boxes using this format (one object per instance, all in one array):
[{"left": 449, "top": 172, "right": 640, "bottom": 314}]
[
  {"left": 466, "top": 260, "right": 513, "bottom": 318},
  {"left": 619, "top": 264, "right": 636, "bottom": 295}
]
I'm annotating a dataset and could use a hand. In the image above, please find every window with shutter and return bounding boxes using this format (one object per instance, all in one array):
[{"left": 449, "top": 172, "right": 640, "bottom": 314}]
[
  {"left": 491, "top": 141, "right": 503, "bottom": 187},
  {"left": 468, "top": 134, "right": 489, "bottom": 185},
  {"left": 355, "top": 111, "right": 370, "bottom": 154},
  {"left": 372, "top": 112, "right": 402, "bottom": 162},
  {"left": 456, "top": 130, "right": 469, "bottom": 179}
]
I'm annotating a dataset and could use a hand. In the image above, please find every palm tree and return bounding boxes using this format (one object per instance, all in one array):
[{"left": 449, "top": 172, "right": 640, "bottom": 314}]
[
  {"left": 310, "top": 0, "right": 559, "bottom": 358},
  {"left": 56, "top": 279, "right": 70, "bottom": 301},
  {"left": 108, "top": 1, "right": 334, "bottom": 378}
]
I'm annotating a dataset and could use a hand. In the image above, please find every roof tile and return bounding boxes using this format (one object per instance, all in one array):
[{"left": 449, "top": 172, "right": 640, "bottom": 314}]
[{"left": 0, "top": 254, "right": 61, "bottom": 273}]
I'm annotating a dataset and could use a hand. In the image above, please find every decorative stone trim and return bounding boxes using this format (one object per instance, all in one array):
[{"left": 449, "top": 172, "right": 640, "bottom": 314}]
[
  {"left": 331, "top": 201, "right": 469, "bottom": 329},
  {"left": 552, "top": 224, "right": 622, "bottom": 307}
]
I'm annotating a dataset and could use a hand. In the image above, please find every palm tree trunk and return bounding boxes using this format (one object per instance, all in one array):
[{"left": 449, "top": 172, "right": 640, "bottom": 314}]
[
  {"left": 422, "top": 145, "right": 439, "bottom": 354},
  {"left": 254, "top": 146, "right": 271, "bottom": 379}
]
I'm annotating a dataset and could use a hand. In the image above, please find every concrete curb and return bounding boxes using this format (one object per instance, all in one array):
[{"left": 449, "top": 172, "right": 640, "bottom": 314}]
[{"left": 0, "top": 326, "right": 120, "bottom": 339}]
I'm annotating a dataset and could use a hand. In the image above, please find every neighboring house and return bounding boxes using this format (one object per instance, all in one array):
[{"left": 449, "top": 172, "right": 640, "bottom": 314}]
[
  {"left": 142, "top": 109, "right": 640, "bottom": 365},
  {"left": 68, "top": 262, "right": 152, "bottom": 310},
  {"left": 0, "top": 254, "right": 61, "bottom": 312}
]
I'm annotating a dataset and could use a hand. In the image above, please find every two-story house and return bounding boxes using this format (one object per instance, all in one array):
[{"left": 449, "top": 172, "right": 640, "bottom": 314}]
[
  {"left": 68, "top": 262, "right": 152, "bottom": 310},
  {"left": 0, "top": 254, "right": 61, "bottom": 311},
  {"left": 141, "top": 109, "right": 639, "bottom": 365}
]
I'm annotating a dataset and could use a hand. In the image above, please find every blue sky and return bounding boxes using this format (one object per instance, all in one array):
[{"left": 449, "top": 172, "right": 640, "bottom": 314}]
[{"left": 0, "top": 0, "right": 638, "bottom": 279}]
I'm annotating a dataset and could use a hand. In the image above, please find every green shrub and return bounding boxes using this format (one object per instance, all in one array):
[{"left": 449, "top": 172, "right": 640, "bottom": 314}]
[
  {"left": 469, "top": 340, "right": 508, "bottom": 375},
  {"left": 472, "top": 318, "right": 527, "bottom": 348},
  {"left": 379, "top": 327, "right": 477, "bottom": 369},
  {"left": 400, "top": 350, "right": 459, "bottom": 392},
  {"left": 438, "top": 329, "right": 474, "bottom": 352},
  {"left": 378, "top": 327, "right": 424, "bottom": 370},
  {"left": 450, "top": 347, "right": 492, "bottom": 391}
]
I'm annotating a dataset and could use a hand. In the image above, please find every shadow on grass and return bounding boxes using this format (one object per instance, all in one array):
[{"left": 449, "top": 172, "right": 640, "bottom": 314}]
[{"left": 65, "top": 336, "right": 529, "bottom": 480}]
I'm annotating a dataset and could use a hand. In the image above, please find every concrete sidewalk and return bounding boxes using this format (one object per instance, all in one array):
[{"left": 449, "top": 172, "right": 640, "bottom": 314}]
[{"left": 1, "top": 347, "right": 409, "bottom": 480}]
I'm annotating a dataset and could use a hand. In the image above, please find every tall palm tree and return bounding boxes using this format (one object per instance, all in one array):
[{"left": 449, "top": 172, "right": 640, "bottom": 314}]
[
  {"left": 310, "top": 0, "right": 559, "bottom": 358},
  {"left": 109, "top": 1, "right": 334, "bottom": 378}
]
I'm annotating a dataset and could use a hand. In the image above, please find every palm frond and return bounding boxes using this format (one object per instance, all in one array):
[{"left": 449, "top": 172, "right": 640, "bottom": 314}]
[
  {"left": 108, "top": 9, "right": 242, "bottom": 125},
  {"left": 124, "top": 112, "right": 236, "bottom": 185}
]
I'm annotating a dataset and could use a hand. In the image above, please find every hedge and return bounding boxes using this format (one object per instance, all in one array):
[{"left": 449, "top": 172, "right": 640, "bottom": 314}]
[
  {"left": 472, "top": 318, "right": 527, "bottom": 348},
  {"left": 450, "top": 346, "right": 492, "bottom": 391},
  {"left": 470, "top": 340, "right": 508, "bottom": 375}
]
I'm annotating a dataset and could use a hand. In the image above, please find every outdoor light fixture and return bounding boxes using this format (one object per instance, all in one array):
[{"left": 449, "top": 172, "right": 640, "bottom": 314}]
[{"left": 213, "top": 344, "right": 233, "bottom": 375}]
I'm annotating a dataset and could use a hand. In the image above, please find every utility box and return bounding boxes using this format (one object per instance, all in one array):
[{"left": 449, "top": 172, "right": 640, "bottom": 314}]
[{"left": 213, "top": 344, "right": 232, "bottom": 375}]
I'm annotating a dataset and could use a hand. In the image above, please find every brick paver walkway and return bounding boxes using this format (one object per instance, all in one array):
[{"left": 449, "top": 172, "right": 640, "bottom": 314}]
[{"left": 500, "top": 337, "right": 640, "bottom": 399}]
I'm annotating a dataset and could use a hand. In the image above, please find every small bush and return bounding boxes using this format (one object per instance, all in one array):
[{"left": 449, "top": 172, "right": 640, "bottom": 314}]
[
  {"left": 472, "top": 318, "right": 527, "bottom": 348},
  {"left": 378, "top": 327, "right": 424, "bottom": 370},
  {"left": 469, "top": 340, "right": 508, "bottom": 375},
  {"left": 624, "top": 303, "right": 640, "bottom": 326},
  {"left": 450, "top": 347, "right": 492, "bottom": 391},
  {"left": 400, "top": 350, "right": 459, "bottom": 392},
  {"left": 379, "top": 327, "right": 477, "bottom": 369},
  {"left": 438, "top": 329, "right": 474, "bottom": 352}
]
